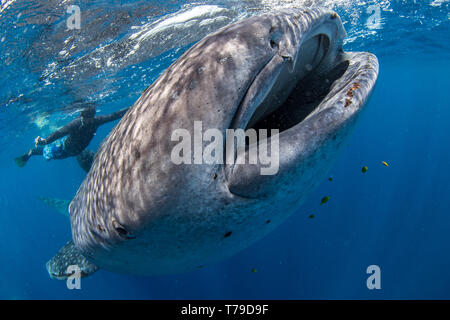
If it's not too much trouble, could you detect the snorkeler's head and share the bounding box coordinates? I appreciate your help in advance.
[81,106,96,119]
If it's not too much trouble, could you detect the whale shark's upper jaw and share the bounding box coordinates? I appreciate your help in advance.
[226,11,379,199]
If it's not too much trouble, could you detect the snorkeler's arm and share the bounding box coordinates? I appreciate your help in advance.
[38,119,81,145]
[94,107,130,126]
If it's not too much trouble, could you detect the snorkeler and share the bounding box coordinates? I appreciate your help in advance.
[14,106,129,171]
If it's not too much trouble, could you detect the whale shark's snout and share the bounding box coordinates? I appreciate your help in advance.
[65,7,378,276]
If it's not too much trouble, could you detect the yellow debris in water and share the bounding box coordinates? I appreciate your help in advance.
[251,268,258,273]
[362,166,368,173]
[382,161,389,167]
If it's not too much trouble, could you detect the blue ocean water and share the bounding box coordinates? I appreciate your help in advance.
[0,0,449,299]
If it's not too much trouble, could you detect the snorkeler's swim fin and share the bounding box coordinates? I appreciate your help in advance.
[14,154,30,167]
[46,240,99,280]
[38,196,70,216]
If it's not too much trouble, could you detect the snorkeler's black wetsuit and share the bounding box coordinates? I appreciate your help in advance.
[39,108,129,157]
[14,107,130,170]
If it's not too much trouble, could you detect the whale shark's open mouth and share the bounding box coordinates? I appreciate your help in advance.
[247,58,351,134]
[246,33,341,134]
[226,18,378,197]
[231,31,350,136]
[230,30,376,142]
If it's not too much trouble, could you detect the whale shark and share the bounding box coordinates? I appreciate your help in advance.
[46,7,378,279]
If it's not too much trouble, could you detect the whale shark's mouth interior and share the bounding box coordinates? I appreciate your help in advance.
[244,34,349,136]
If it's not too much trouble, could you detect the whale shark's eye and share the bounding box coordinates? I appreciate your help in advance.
[112,220,135,239]
[270,39,277,49]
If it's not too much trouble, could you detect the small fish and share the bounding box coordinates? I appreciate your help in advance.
[320,196,330,205]
[251,268,258,273]
[309,214,315,219]
[382,161,389,167]
[361,166,368,173]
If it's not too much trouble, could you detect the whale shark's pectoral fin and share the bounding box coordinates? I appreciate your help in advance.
[38,196,70,217]
[46,240,99,280]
